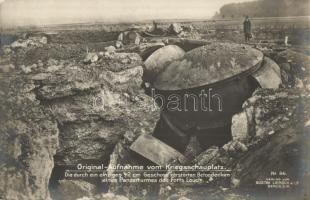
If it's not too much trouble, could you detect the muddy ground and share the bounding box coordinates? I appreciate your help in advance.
[0,24,310,200]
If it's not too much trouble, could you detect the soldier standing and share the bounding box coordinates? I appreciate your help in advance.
[243,15,252,43]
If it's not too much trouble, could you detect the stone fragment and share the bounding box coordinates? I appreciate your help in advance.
[20,65,32,74]
[231,111,250,141]
[222,140,248,156]
[105,45,116,53]
[295,78,304,89]
[40,36,48,44]
[11,39,28,48]
[46,64,63,72]
[193,146,219,165]
[169,23,183,35]
[84,53,99,64]
[231,178,240,188]
[100,52,142,72]
[10,36,48,49]
[2,45,12,54]
[115,41,123,49]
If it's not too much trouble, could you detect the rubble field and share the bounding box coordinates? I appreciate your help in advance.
[0,26,309,200]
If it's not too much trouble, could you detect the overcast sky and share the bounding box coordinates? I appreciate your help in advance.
[0,0,253,27]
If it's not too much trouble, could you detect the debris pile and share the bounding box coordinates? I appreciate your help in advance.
[168,23,200,39]
[0,30,309,200]
[104,44,309,200]
[10,36,48,49]
[0,53,59,200]
[272,49,310,90]
[156,89,308,200]
[0,35,160,200]
[169,23,183,35]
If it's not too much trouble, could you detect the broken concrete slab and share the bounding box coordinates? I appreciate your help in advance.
[58,180,97,200]
[252,57,282,89]
[130,134,187,166]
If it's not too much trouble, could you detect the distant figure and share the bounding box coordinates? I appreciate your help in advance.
[153,21,158,31]
[243,16,252,43]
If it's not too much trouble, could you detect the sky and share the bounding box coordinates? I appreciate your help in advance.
[0,0,253,27]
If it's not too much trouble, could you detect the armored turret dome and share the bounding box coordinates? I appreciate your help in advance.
[152,42,264,90]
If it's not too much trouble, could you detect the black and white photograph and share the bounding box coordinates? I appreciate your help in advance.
[0,0,309,199]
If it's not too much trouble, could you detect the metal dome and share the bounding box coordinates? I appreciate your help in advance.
[153,42,264,91]
[144,45,185,82]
